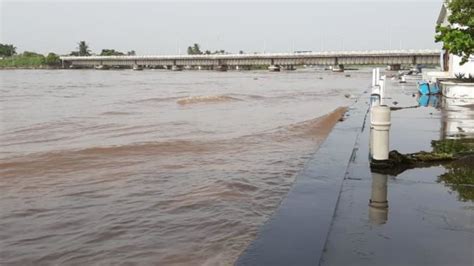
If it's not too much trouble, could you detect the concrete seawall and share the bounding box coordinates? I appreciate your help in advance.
[236,95,370,265]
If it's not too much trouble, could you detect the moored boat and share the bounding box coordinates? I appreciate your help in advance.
[268,65,281,72]
[132,65,143,71]
[418,81,440,95]
[171,65,183,71]
[94,65,108,70]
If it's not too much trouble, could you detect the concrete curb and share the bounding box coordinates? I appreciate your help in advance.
[236,97,370,266]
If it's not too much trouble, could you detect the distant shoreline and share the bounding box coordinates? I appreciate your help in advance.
[0,66,62,70]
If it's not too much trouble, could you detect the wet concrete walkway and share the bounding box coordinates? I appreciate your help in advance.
[237,77,473,265]
[321,80,474,265]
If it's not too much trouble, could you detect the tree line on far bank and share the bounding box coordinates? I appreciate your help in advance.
[0,41,137,68]
[0,43,62,68]
[69,41,136,56]
[0,40,240,68]
[186,43,243,55]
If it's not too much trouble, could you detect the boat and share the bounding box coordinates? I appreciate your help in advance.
[215,65,228,72]
[268,65,281,72]
[132,65,143,71]
[418,81,440,95]
[94,65,108,70]
[171,65,183,71]
[418,94,439,108]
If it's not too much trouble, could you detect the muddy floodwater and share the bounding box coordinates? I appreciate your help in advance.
[0,69,367,265]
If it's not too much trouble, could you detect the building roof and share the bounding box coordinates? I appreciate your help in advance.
[437,1,448,25]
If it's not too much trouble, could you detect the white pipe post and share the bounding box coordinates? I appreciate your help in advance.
[375,68,380,85]
[370,105,391,160]
[370,93,381,108]
[372,68,376,87]
[380,76,385,105]
[368,94,380,158]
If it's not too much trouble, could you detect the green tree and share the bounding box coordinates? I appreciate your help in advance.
[20,51,45,65]
[100,49,124,56]
[193,43,201,54]
[22,51,44,57]
[435,0,474,65]
[187,43,203,55]
[45,53,61,66]
[187,46,194,55]
[0,44,16,57]
[127,50,136,56]
[77,41,91,56]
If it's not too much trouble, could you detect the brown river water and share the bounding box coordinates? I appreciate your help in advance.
[0,69,368,265]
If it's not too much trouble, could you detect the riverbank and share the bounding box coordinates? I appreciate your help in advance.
[0,53,61,69]
[237,73,473,265]
[0,66,61,70]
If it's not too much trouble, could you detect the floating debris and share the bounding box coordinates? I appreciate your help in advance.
[371,138,474,176]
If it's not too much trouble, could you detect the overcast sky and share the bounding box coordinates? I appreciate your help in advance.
[1,0,443,55]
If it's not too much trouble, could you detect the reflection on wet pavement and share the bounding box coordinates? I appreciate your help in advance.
[441,97,474,139]
[438,155,474,202]
[388,94,474,202]
[437,97,474,201]
[368,173,389,225]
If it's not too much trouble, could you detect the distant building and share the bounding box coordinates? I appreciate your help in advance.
[437,1,473,77]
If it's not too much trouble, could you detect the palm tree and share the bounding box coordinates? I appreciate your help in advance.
[77,41,91,56]
[192,43,201,54]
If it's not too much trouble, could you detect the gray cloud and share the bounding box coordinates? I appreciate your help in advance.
[1,1,443,55]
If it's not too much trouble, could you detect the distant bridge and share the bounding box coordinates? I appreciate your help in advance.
[60,49,440,70]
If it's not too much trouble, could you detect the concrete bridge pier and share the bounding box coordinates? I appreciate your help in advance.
[234,65,251,71]
[61,60,72,69]
[332,64,344,72]
[215,64,228,72]
[214,59,228,71]
[196,65,212,70]
[268,65,281,72]
[171,65,183,71]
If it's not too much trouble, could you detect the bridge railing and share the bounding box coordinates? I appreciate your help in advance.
[60,49,441,61]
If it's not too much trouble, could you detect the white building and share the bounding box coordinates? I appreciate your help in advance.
[437,1,474,77]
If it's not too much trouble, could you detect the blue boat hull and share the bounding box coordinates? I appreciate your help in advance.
[418,82,440,95]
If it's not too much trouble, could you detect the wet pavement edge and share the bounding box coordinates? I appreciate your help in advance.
[236,96,370,266]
